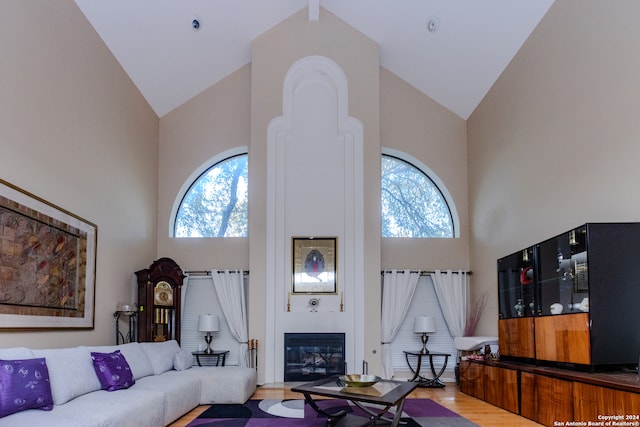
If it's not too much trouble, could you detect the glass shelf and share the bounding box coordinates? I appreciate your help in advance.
[536,225,588,316]
[497,246,536,318]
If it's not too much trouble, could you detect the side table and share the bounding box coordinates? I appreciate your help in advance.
[192,350,229,367]
[114,311,136,344]
[403,351,450,388]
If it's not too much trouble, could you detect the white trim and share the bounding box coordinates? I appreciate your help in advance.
[169,146,248,237]
[381,147,460,238]
[266,56,364,382]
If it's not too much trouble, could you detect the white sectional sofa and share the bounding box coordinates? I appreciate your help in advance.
[0,340,257,427]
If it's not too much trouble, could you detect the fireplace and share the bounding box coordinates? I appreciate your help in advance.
[284,333,346,382]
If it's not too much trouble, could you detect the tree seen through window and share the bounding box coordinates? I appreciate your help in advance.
[174,152,453,239]
[174,154,248,237]
[381,154,453,238]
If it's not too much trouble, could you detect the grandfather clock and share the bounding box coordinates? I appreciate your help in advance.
[136,258,184,344]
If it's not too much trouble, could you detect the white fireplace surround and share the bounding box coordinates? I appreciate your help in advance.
[265,56,365,383]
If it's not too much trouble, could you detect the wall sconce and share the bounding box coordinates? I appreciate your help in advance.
[414,316,436,354]
[198,314,220,354]
[522,249,530,262]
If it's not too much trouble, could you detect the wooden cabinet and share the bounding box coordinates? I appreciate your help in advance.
[136,258,184,344]
[521,372,573,426]
[458,361,484,399]
[534,313,590,365]
[498,318,535,359]
[460,361,640,425]
[459,361,518,414]
[498,222,640,369]
[484,365,519,414]
[573,382,640,421]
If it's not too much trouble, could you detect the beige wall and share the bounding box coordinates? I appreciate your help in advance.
[467,0,640,335]
[0,1,158,348]
[380,67,469,269]
[158,64,251,270]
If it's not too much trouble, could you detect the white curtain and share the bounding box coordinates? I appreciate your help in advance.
[211,270,250,367]
[180,274,190,321]
[380,269,420,379]
[430,269,467,338]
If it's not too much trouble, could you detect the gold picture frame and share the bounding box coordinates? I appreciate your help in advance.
[292,237,337,294]
[0,179,97,330]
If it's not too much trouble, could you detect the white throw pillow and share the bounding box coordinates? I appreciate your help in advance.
[139,340,181,375]
[173,349,194,371]
[0,347,35,360]
[31,347,101,405]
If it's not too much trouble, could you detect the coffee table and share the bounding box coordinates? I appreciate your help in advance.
[291,375,418,426]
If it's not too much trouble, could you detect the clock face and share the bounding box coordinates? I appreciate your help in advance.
[154,281,174,306]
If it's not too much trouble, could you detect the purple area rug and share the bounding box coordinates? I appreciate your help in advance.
[186,398,480,426]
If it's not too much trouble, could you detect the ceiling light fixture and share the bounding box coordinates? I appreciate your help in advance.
[427,16,440,33]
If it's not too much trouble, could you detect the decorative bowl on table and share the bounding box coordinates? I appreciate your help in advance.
[338,374,381,387]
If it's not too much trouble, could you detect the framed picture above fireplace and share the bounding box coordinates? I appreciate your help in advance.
[292,237,337,294]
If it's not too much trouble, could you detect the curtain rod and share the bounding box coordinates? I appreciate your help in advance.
[381,270,472,276]
[184,270,249,276]
[186,270,469,276]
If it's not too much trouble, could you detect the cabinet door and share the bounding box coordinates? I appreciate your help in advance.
[574,382,640,421]
[498,318,535,359]
[484,365,519,413]
[536,225,588,316]
[498,247,537,318]
[535,313,590,364]
[521,372,573,425]
[459,361,484,400]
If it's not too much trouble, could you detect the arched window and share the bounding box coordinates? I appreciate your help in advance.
[173,152,248,237]
[381,151,456,238]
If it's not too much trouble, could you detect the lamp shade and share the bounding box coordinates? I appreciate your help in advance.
[198,314,220,332]
[414,316,436,333]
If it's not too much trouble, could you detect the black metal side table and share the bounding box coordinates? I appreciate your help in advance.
[403,351,450,388]
[192,350,229,367]
[114,311,136,344]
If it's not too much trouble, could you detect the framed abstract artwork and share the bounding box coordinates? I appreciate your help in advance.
[291,237,337,294]
[0,179,97,329]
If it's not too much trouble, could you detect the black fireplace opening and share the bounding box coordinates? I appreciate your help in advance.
[284,333,345,382]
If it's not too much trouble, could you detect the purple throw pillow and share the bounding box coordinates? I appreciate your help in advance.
[90,350,135,392]
[0,358,53,418]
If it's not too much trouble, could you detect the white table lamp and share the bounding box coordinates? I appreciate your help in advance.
[414,315,436,354]
[198,314,220,354]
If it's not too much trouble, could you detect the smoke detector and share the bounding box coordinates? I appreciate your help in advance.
[427,16,440,33]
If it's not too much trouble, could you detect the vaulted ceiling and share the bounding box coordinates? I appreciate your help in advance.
[75,0,554,119]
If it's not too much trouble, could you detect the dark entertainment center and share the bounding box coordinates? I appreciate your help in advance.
[459,223,640,425]
[498,222,640,370]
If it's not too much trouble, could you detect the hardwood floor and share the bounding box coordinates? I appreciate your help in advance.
[169,382,542,427]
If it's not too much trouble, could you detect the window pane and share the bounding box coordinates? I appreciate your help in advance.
[175,154,248,237]
[180,276,244,365]
[390,275,455,381]
[381,155,453,238]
